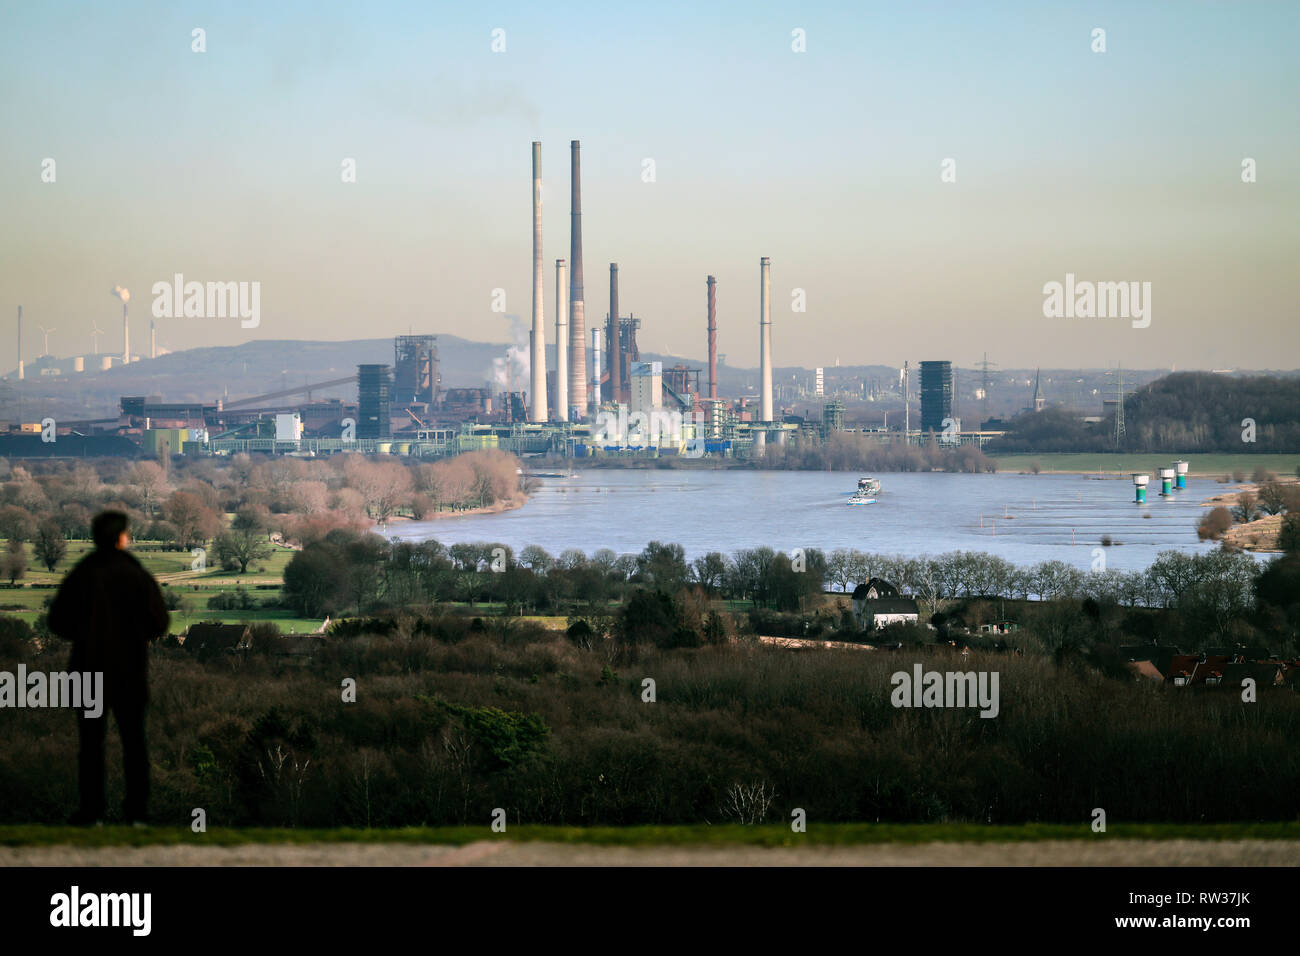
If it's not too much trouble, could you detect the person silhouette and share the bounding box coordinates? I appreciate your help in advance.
[49,511,169,825]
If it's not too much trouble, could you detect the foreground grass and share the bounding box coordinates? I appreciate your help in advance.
[3,822,1299,849]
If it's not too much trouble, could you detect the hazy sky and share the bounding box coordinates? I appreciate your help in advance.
[2,1,1298,375]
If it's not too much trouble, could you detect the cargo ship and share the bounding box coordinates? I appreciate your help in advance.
[847,476,881,505]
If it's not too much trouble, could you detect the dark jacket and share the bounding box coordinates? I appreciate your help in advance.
[48,548,169,700]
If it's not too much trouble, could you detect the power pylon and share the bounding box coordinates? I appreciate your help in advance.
[975,352,997,423]
[1114,363,1126,447]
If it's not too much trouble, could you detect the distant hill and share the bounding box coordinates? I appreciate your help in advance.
[988,372,1300,454]
[1,334,1289,425]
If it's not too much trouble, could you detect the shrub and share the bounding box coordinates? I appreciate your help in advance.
[1197,507,1233,541]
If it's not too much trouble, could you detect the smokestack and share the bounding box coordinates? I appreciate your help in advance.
[112,286,131,366]
[150,320,156,361]
[529,142,547,422]
[591,327,602,409]
[608,263,620,403]
[16,306,22,381]
[568,140,587,416]
[706,276,717,400]
[555,259,569,422]
[760,257,772,423]
[904,361,910,435]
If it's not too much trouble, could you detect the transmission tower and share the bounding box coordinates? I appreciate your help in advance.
[975,352,997,424]
[1113,363,1126,447]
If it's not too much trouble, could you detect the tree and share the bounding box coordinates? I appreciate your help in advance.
[1278,513,1300,554]
[2,538,26,585]
[518,545,554,573]
[1232,491,1261,524]
[690,552,728,593]
[283,540,349,616]
[32,520,66,572]
[129,461,170,516]
[0,506,35,543]
[1258,482,1288,516]
[636,541,689,593]
[345,457,413,523]
[165,490,221,550]
[214,507,273,574]
[826,549,852,592]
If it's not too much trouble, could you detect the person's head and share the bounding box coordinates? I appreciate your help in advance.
[92,511,130,551]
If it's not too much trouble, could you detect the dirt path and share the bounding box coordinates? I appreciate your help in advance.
[3,839,1296,867]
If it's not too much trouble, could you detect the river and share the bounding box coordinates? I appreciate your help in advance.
[382,470,1235,572]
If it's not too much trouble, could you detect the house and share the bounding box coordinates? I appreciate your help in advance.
[1222,662,1283,690]
[184,623,253,659]
[851,580,919,630]
[855,577,900,601]
[1125,660,1165,682]
[979,621,1020,635]
[1119,645,1181,679]
[1166,655,1232,687]
[1204,645,1273,664]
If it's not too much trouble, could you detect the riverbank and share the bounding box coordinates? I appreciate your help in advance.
[378,495,528,528]
[529,452,1300,478]
[991,452,1300,477]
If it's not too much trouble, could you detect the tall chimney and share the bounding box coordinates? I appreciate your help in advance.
[568,140,587,416]
[529,141,547,422]
[760,257,772,423]
[122,303,130,366]
[706,276,717,400]
[608,263,620,403]
[16,306,22,381]
[591,327,602,408]
[150,319,157,360]
[555,259,569,422]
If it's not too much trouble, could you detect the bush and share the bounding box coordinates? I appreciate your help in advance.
[1197,507,1233,541]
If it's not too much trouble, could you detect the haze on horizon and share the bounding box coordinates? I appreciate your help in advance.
[2,1,1298,376]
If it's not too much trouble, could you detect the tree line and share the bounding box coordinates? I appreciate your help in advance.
[0,450,525,578]
[989,372,1300,454]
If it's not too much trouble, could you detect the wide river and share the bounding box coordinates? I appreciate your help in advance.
[383,470,1231,572]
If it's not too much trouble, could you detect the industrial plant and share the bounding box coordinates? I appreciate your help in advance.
[1,141,998,461]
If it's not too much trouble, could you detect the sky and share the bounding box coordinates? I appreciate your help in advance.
[1,0,1298,375]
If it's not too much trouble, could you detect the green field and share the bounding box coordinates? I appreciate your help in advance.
[991,452,1300,478]
[0,540,325,634]
[2,821,1298,849]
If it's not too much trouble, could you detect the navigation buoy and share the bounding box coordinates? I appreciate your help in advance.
[1174,460,1188,490]
[1132,473,1149,504]
[1159,467,1175,497]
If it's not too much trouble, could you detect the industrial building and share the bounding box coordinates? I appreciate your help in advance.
[920,360,955,434]
[357,364,392,439]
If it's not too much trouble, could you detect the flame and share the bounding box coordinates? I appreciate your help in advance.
[111,285,130,303]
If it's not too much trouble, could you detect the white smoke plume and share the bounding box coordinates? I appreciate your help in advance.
[488,314,531,393]
[111,285,130,303]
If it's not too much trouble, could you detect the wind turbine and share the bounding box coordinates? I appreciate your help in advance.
[37,325,56,357]
[91,320,104,355]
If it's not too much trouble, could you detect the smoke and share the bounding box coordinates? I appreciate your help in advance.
[111,285,130,303]
[488,314,530,392]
